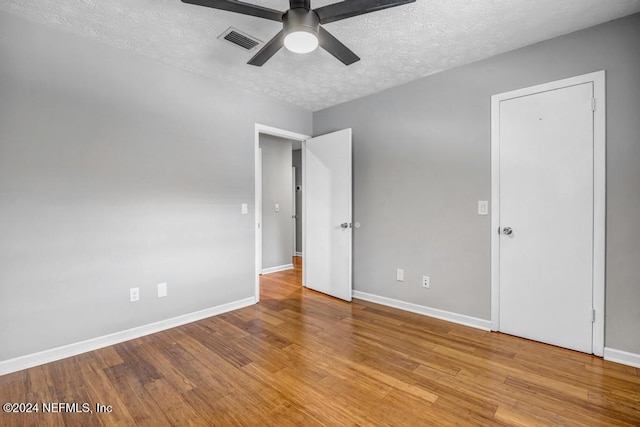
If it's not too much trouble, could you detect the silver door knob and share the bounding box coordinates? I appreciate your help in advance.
[502,226,513,235]
[340,222,350,229]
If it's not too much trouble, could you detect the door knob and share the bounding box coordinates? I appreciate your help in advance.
[502,226,513,235]
[340,222,350,229]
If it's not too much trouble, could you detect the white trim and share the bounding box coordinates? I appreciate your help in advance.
[591,71,606,357]
[295,252,303,257]
[256,146,262,298]
[0,297,255,376]
[604,348,640,369]
[490,91,501,332]
[301,139,307,288]
[261,264,294,275]
[353,291,491,331]
[255,124,310,302]
[490,71,606,356]
[292,166,297,258]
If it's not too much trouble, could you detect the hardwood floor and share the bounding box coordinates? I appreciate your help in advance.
[1,256,639,426]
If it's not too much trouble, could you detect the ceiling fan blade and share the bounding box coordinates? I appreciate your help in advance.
[181,0,283,22]
[318,26,360,66]
[248,30,285,66]
[314,0,416,24]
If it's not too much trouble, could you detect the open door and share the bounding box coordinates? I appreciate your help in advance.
[303,129,352,301]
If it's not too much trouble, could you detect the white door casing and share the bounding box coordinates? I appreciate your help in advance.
[303,129,353,301]
[292,166,296,257]
[491,71,605,356]
[257,148,262,276]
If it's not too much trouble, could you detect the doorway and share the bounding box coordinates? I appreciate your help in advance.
[490,71,605,355]
[254,124,310,302]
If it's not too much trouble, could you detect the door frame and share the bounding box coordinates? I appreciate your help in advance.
[490,71,606,356]
[255,123,310,303]
[292,166,297,258]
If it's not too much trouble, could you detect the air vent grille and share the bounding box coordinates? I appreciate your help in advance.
[218,27,262,51]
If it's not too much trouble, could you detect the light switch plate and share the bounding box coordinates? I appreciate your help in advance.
[241,203,248,214]
[478,200,489,215]
[274,203,280,212]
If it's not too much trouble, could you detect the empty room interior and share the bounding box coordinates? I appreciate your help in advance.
[1,0,640,425]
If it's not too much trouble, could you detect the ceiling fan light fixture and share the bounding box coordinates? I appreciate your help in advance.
[283,8,320,54]
[284,30,318,53]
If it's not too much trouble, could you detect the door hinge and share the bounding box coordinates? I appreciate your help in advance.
[592,309,596,323]
[591,98,596,111]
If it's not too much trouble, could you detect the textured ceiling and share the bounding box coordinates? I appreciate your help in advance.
[1,0,639,111]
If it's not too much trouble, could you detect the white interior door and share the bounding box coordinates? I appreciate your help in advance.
[303,129,352,301]
[498,82,594,353]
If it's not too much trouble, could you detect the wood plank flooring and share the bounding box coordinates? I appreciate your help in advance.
[1,256,639,426]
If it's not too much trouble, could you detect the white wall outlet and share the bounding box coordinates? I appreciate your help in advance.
[241,203,248,214]
[130,287,140,302]
[422,276,430,288]
[478,200,489,215]
[274,203,280,212]
[157,282,167,298]
[396,268,404,282]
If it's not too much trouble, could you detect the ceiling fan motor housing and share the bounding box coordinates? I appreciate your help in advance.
[283,8,320,38]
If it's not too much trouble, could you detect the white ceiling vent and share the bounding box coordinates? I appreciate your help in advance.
[218,27,262,52]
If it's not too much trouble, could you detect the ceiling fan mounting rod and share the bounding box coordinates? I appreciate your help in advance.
[289,0,311,10]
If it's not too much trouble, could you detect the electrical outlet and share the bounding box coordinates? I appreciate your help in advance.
[396,268,404,282]
[422,276,430,288]
[130,287,140,302]
[157,282,167,298]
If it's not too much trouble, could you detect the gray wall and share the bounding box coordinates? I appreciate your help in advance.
[313,13,640,354]
[292,149,303,254]
[0,11,311,361]
[260,135,293,269]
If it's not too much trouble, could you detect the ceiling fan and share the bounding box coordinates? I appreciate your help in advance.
[181,0,416,66]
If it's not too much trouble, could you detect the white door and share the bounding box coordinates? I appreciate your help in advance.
[303,129,352,301]
[496,81,597,353]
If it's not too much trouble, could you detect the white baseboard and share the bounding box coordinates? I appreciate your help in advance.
[295,252,303,257]
[0,297,255,376]
[604,347,640,368]
[261,264,293,274]
[352,290,491,331]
